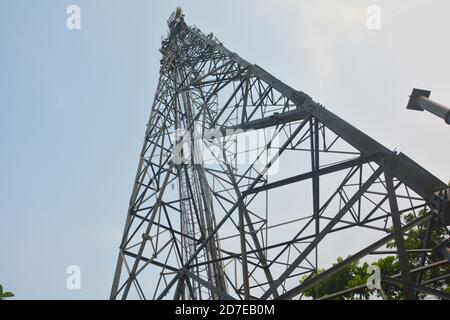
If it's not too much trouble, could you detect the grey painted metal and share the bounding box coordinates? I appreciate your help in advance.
[278,212,434,300]
[383,161,415,300]
[245,154,381,196]
[407,88,450,124]
[260,167,384,300]
[382,276,450,300]
[193,27,447,205]
[110,9,450,300]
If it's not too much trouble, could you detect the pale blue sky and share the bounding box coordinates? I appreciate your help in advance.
[1,0,449,299]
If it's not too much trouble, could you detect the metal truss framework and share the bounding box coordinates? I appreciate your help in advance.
[111,13,450,300]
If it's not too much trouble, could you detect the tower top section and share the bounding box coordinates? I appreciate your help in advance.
[167,7,184,29]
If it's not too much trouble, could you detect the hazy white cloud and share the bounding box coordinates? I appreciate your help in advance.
[255,1,363,78]
[255,0,427,80]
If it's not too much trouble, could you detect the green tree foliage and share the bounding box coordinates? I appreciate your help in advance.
[302,258,373,300]
[301,208,450,300]
[0,285,15,300]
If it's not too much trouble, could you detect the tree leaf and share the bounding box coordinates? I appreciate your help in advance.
[2,292,14,298]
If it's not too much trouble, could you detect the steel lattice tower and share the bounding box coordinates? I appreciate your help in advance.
[111,9,450,300]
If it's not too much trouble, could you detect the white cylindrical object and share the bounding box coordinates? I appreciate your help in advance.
[417,96,450,124]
